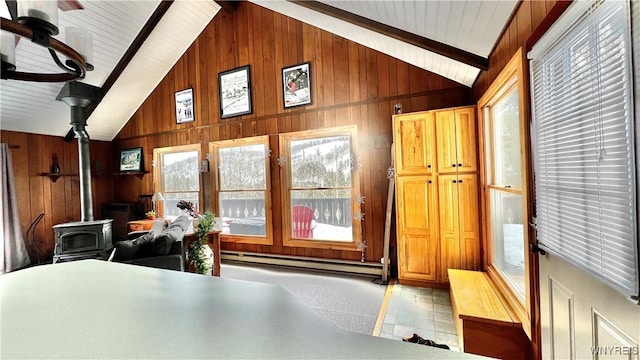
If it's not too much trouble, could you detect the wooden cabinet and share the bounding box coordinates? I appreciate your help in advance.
[438,174,480,282]
[394,105,480,286]
[396,175,439,282]
[393,111,435,175]
[435,107,477,173]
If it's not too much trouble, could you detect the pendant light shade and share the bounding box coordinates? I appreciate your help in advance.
[17,0,59,35]
[0,31,16,69]
[66,27,94,70]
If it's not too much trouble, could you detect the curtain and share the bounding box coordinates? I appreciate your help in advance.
[1,143,30,274]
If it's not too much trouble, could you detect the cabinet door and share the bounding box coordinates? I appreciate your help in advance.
[393,112,435,175]
[396,176,438,281]
[435,110,457,173]
[457,174,480,271]
[454,107,477,172]
[438,174,460,282]
[438,174,480,282]
[435,107,477,173]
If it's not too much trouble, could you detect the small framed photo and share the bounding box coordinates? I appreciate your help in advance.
[282,62,311,108]
[119,147,144,173]
[175,88,195,124]
[218,65,252,119]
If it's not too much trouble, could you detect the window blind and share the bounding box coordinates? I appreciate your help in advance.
[529,0,638,296]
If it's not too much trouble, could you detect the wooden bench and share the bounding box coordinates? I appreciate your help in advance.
[448,269,529,359]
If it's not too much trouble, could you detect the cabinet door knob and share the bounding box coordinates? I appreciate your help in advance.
[453,180,457,183]
[458,163,462,167]
[452,164,457,167]
[458,180,463,183]
[428,180,432,184]
[427,164,431,168]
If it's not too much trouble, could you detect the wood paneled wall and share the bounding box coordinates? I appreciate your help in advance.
[112,2,472,264]
[1,130,114,264]
[472,0,561,100]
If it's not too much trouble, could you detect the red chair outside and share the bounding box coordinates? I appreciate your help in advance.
[292,205,314,239]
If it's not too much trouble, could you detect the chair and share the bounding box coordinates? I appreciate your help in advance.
[292,205,314,239]
[26,213,46,264]
[109,215,190,271]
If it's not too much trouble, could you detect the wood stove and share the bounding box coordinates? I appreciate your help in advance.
[51,82,112,264]
[53,220,113,263]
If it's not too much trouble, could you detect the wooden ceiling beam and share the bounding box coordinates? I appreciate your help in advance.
[288,0,489,71]
[214,0,240,13]
[6,1,17,20]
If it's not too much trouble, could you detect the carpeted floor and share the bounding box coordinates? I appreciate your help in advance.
[221,263,388,335]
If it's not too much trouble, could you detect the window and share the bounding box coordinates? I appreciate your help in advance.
[478,48,532,335]
[153,144,201,219]
[279,126,361,249]
[487,82,526,300]
[529,0,638,296]
[209,136,272,244]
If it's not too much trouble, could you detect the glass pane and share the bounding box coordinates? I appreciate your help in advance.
[162,151,199,192]
[291,189,352,242]
[491,89,522,188]
[219,144,266,190]
[290,136,352,188]
[490,189,525,300]
[163,192,200,219]
[219,191,266,236]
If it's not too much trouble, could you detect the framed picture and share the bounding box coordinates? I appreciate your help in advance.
[175,88,195,124]
[119,147,144,173]
[218,65,252,119]
[282,62,311,108]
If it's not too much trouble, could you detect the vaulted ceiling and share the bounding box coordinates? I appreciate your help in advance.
[0,0,519,141]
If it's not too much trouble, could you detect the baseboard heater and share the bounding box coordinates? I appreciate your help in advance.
[221,250,383,276]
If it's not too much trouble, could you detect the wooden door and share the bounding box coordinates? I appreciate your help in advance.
[435,110,457,173]
[454,108,477,172]
[437,174,460,282]
[393,111,435,176]
[396,175,438,282]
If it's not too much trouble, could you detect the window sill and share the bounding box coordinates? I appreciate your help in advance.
[485,265,532,339]
[283,238,359,251]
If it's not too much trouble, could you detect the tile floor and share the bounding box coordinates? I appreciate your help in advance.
[376,284,460,351]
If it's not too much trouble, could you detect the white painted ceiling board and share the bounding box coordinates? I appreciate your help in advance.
[87,1,221,141]
[319,0,519,57]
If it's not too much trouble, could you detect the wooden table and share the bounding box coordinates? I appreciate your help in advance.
[127,219,155,232]
[184,231,221,277]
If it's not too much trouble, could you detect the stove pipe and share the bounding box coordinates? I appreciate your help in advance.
[56,82,103,222]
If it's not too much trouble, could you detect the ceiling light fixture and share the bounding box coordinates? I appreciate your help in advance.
[1,0,93,82]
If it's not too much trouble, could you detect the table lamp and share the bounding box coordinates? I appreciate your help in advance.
[152,192,165,218]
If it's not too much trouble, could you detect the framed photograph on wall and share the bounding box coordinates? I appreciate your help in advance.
[119,147,144,173]
[175,88,195,124]
[282,62,311,108]
[218,65,252,119]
